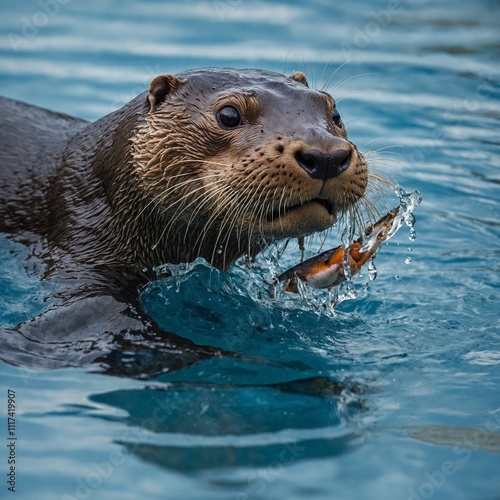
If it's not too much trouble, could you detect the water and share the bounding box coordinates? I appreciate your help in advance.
[1,0,500,499]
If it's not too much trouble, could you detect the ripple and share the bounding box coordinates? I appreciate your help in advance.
[464,350,500,366]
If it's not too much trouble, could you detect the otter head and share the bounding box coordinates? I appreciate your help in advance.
[131,68,370,269]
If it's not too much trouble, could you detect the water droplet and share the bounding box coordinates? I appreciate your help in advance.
[409,228,417,241]
[329,287,339,309]
[405,213,416,228]
[346,281,357,299]
[405,256,412,264]
[341,225,355,247]
[394,274,400,280]
[216,245,223,255]
[368,259,378,281]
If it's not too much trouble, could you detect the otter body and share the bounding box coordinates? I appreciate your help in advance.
[0,68,370,374]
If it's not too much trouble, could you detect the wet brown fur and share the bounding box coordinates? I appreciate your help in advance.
[0,67,378,375]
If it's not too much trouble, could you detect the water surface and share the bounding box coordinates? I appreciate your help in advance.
[1,1,499,499]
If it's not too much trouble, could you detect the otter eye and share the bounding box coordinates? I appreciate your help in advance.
[332,106,343,128]
[217,106,242,128]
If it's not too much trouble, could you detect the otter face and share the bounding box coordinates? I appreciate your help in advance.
[132,68,372,267]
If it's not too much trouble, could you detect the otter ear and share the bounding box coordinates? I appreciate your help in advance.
[147,74,185,113]
[289,71,309,88]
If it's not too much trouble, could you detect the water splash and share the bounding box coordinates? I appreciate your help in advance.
[385,187,422,242]
[156,187,423,317]
[367,258,378,281]
[262,185,422,312]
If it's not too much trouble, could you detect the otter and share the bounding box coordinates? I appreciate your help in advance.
[0,68,372,375]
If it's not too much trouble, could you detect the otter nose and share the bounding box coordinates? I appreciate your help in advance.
[295,148,351,180]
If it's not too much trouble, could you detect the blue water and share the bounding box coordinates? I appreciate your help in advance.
[1,1,500,499]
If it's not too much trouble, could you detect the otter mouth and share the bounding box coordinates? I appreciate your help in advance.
[266,198,336,222]
[258,197,338,237]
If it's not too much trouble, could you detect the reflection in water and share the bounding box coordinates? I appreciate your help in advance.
[91,376,368,471]
[120,434,359,471]
[402,425,500,453]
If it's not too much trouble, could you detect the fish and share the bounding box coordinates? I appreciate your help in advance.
[278,207,400,293]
